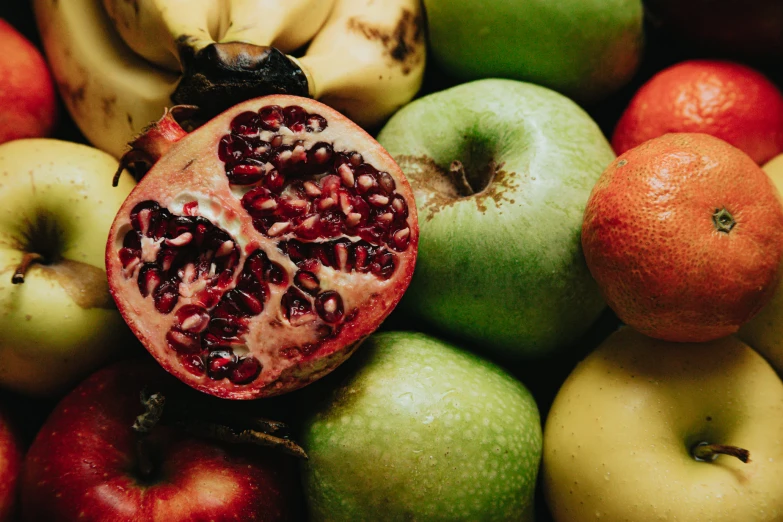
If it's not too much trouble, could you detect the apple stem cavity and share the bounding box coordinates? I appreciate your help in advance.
[449,161,476,196]
[691,442,751,463]
[12,252,45,284]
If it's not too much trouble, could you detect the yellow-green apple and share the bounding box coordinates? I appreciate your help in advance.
[423,0,644,102]
[0,408,20,522]
[300,331,542,521]
[377,79,612,359]
[543,327,783,522]
[20,359,302,521]
[0,139,136,396]
[740,153,783,371]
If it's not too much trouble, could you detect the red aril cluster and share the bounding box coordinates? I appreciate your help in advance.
[106,95,418,399]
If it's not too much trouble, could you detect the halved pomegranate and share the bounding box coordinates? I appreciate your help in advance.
[106,95,418,399]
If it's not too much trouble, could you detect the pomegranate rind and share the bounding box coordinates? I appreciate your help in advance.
[106,95,418,399]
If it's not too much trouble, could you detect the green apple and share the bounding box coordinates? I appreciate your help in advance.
[423,0,643,102]
[543,327,783,522]
[377,79,612,359]
[739,153,783,372]
[0,139,136,396]
[300,331,542,521]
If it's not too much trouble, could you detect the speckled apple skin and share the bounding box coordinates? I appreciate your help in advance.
[301,331,542,521]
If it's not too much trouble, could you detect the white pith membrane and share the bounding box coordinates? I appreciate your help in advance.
[107,96,417,399]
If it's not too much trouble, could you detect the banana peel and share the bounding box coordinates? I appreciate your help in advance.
[33,0,426,159]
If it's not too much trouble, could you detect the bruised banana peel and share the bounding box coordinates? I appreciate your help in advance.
[34,0,426,159]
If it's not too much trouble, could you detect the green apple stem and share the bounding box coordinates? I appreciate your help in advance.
[11,252,44,284]
[692,442,751,463]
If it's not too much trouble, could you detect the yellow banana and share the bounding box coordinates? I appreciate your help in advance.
[34,0,425,160]
[298,0,427,130]
[33,0,179,159]
[100,0,220,71]
[221,0,337,53]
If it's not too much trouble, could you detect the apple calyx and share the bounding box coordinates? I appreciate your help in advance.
[131,387,308,460]
[11,252,45,284]
[691,441,751,463]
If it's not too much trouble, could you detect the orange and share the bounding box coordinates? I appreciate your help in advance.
[612,60,783,165]
[582,133,783,342]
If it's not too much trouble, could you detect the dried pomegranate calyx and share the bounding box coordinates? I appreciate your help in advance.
[107,95,418,399]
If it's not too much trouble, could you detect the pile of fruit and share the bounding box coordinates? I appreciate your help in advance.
[2,0,783,520]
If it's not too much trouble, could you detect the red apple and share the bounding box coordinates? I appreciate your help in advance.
[0,19,57,144]
[20,360,302,522]
[0,408,21,522]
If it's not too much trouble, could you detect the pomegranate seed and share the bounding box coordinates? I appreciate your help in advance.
[391,227,411,251]
[377,212,394,224]
[295,214,320,240]
[267,262,287,285]
[349,152,363,166]
[231,111,261,135]
[258,105,284,131]
[354,243,371,272]
[338,164,355,187]
[215,240,235,257]
[291,142,307,163]
[378,172,396,194]
[176,305,210,333]
[264,169,285,193]
[282,287,315,325]
[267,221,292,237]
[340,192,353,215]
[208,316,244,339]
[368,194,390,207]
[181,354,206,375]
[391,195,408,217]
[119,247,140,269]
[158,248,177,272]
[283,105,307,131]
[233,289,264,315]
[303,181,322,197]
[123,230,142,249]
[218,135,252,163]
[138,264,162,297]
[295,270,320,295]
[346,212,362,227]
[315,291,344,323]
[153,280,179,314]
[166,329,201,354]
[270,135,283,148]
[165,232,193,247]
[311,143,334,165]
[317,197,336,210]
[229,357,262,384]
[335,241,350,271]
[278,197,309,217]
[371,249,396,280]
[357,174,376,192]
[306,114,327,132]
[228,160,266,185]
[207,350,238,380]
